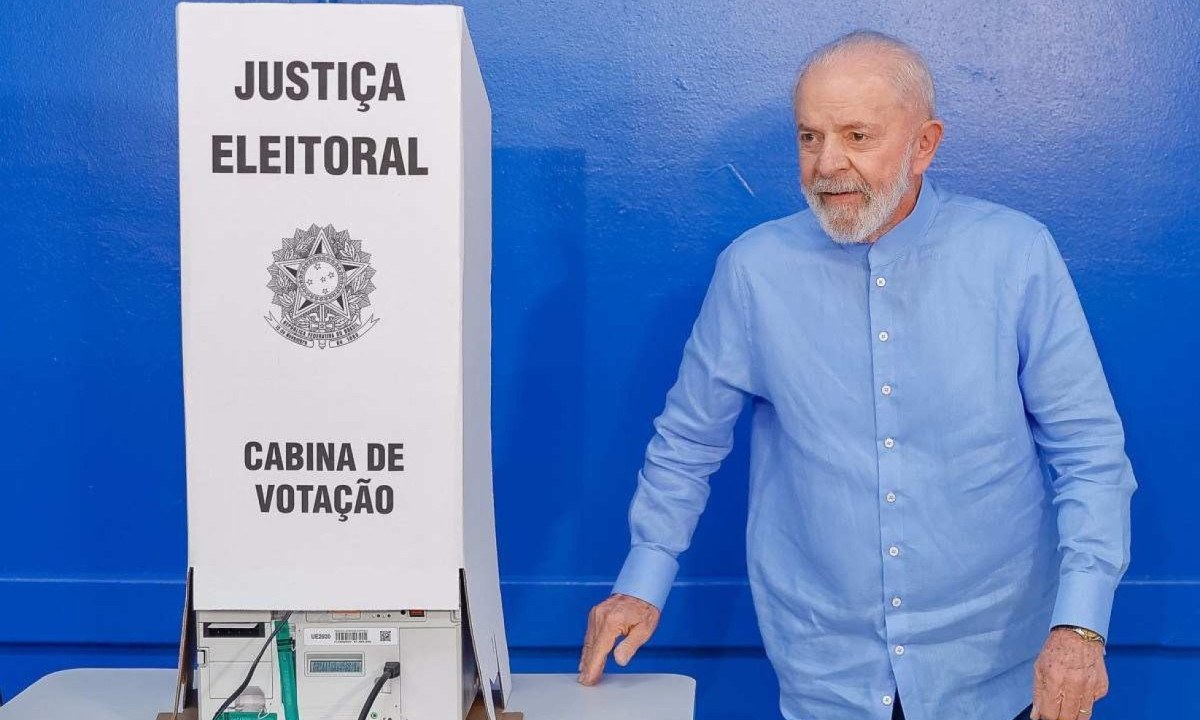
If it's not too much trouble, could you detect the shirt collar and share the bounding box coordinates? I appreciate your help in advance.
[863,175,941,269]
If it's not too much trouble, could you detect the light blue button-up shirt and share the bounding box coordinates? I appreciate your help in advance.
[612,178,1136,720]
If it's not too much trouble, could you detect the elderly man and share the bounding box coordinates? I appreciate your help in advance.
[577,31,1136,720]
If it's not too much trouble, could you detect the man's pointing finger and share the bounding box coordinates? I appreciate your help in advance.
[578,622,623,686]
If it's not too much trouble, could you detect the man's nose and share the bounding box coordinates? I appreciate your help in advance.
[815,139,850,176]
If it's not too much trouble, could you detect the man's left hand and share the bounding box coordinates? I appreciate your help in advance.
[1031,627,1109,719]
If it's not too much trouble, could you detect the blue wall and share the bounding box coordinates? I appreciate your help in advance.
[2,0,1197,715]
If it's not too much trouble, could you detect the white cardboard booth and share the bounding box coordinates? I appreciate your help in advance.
[179,4,507,718]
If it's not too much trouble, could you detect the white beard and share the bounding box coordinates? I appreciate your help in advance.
[803,143,915,244]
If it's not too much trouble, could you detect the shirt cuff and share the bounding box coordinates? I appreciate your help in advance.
[612,545,679,611]
[1049,571,1118,640]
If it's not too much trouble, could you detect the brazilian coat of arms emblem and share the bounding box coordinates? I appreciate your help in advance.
[266,224,379,349]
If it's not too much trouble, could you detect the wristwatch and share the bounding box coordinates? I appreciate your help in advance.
[1053,624,1106,645]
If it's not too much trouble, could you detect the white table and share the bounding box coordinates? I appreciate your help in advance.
[0,669,695,720]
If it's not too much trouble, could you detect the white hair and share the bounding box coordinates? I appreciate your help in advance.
[793,30,936,120]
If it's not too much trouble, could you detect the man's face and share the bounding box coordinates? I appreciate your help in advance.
[795,59,921,243]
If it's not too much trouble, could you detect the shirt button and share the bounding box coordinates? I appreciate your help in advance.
[878,331,890,342]
[886,492,897,503]
[895,645,905,656]
[882,696,893,706]
[888,545,900,557]
[881,384,893,396]
[892,596,902,608]
[876,277,887,288]
[883,437,895,449]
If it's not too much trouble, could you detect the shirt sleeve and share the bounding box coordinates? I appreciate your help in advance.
[1017,227,1137,640]
[611,246,756,610]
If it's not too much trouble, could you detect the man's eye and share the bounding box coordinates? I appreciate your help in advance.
[799,133,814,143]
[850,132,867,142]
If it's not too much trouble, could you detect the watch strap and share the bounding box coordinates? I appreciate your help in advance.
[1053,624,1106,645]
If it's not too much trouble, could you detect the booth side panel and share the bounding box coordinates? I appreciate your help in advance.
[458,19,513,708]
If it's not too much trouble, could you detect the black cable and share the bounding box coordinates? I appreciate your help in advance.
[357,661,401,720]
[210,611,293,720]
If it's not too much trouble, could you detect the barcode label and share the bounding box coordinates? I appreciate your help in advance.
[305,628,399,646]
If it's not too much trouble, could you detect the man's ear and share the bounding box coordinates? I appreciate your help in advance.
[912,118,945,175]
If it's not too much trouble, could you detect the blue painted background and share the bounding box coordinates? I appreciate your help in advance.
[1,0,1197,715]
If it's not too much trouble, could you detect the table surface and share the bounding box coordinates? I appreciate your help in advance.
[0,668,695,720]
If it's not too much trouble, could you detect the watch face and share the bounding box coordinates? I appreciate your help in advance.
[300,256,343,299]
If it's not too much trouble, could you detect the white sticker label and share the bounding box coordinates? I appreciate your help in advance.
[304,627,399,646]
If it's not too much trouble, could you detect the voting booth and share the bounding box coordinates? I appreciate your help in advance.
[178,4,508,719]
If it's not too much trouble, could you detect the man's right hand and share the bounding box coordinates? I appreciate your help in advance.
[577,593,662,685]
